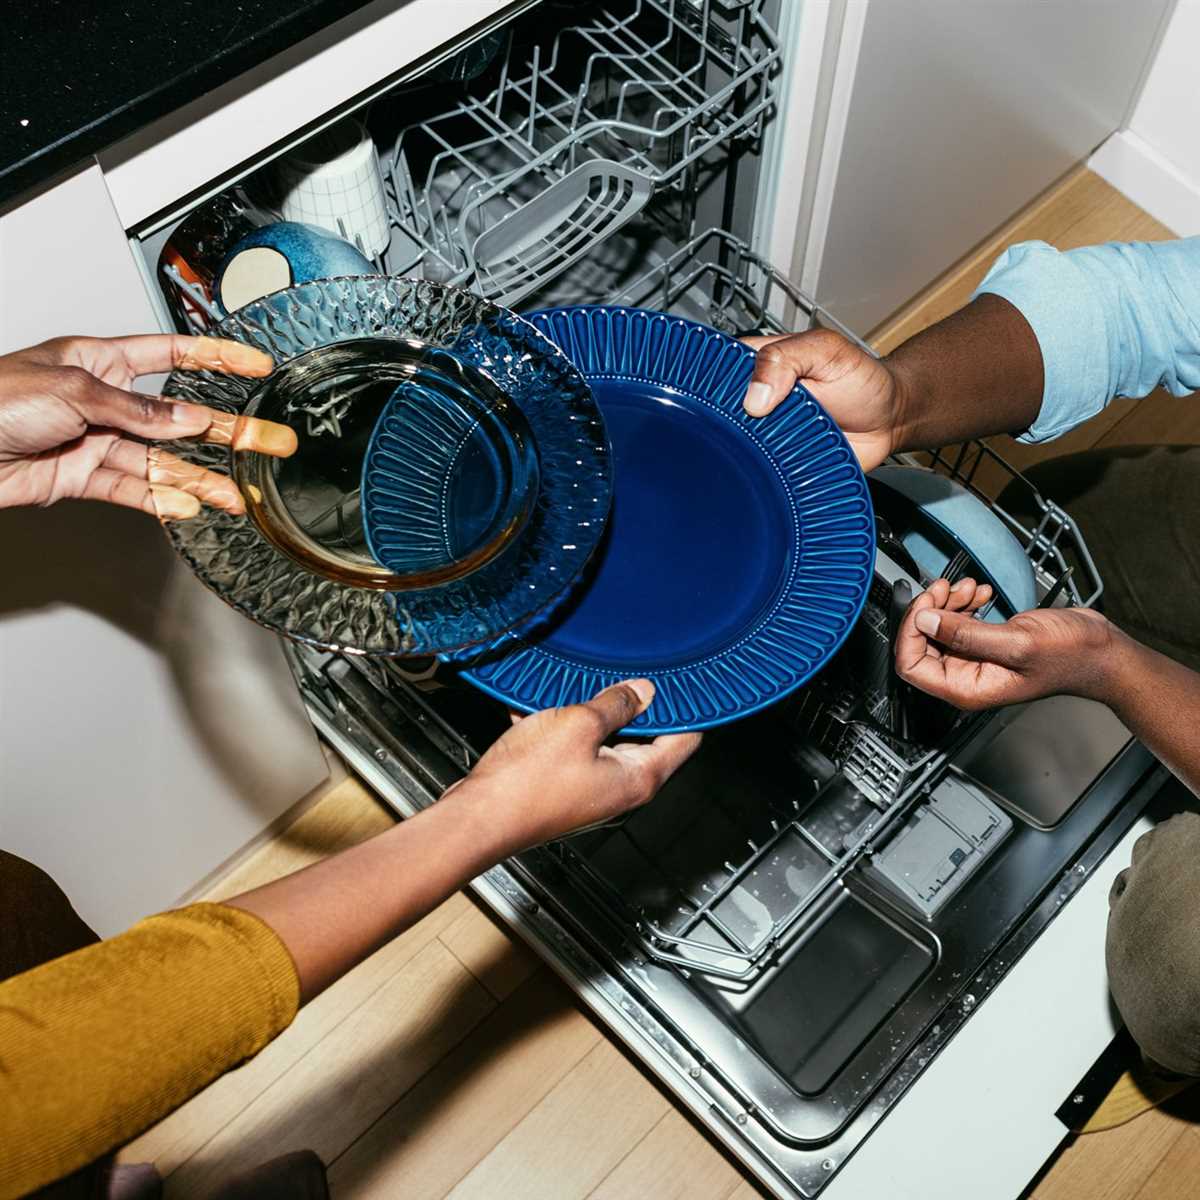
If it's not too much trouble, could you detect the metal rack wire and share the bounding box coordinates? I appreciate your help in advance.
[382,0,779,303]
[155,0,778,329]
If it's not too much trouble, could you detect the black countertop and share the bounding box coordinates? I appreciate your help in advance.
[1,1,382,209]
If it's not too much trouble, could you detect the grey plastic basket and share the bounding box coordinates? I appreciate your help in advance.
[467,159,652,305]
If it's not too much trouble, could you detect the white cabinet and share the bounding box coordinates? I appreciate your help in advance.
[787,0,1174,336]
[0,165,328,936]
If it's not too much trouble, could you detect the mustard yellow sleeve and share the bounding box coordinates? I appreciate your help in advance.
[0,902,299,1198]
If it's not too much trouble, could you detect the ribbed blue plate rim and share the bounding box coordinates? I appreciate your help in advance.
[454,305,876,734]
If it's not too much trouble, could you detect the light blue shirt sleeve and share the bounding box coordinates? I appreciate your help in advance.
[971,237,1200,442]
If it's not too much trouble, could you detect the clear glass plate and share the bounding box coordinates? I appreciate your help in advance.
[158,276,611,656]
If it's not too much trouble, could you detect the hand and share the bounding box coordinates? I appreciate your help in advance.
[456,679,702,850]
[741,329,903,471]
[0,334,296,519]
[895,577,1116,710]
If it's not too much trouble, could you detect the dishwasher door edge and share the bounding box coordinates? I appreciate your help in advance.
[828,797,1160,1200]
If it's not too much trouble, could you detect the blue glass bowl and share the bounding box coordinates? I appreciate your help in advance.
[361,352,540,582]
[158,276,611,657]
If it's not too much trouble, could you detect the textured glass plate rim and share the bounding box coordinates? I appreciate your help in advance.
[456,305,877,734]
[157,276,612,657]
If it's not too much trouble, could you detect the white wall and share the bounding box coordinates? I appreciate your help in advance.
[0,166,329,935]
[803,0,1171,336]
[1090,1,1200,236]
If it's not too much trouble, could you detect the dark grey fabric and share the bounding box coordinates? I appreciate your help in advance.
[1107,814,1200,1076]
[207,1151,330,1200]
[1000,444,1200,671]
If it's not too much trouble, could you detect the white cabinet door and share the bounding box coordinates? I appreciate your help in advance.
[0,165,327,935]
[795,0,1173,337]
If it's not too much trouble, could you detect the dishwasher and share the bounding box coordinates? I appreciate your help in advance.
[129,2,1163,1194]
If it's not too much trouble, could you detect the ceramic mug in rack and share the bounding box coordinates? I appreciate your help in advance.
[215,221,376,315]
[276,120,392,258]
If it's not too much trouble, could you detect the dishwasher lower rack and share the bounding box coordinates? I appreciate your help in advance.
[289,638,1159,1199]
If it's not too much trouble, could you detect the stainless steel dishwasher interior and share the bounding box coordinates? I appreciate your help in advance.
[290,631,1155,1197]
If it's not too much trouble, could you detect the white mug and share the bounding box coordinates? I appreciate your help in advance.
[277,121,391,258]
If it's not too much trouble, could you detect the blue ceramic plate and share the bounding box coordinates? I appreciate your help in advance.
[457,306,876,734]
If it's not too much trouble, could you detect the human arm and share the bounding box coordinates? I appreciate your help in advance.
[0,334,296,517]
[741,237,1200,464]
[741,293,1044,470]
[894,579,1200,796]
[0,680,699,1195]
[229,678,699,1001]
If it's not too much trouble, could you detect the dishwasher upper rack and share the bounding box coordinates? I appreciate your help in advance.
[381,0,779,305]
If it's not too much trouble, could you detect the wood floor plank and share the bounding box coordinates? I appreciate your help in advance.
[1031,1107,1191,1200]
[446,1039,670,1200]
[438,896,540,1002]
[1093,388,1200,452]
[202,776,395,902]
[1131,1126,1200,1200]
[327,971,602,1200]
[120,890,470,1174]
[164,938,494,1199]
[588,1109,744,1200]
[1054,183,1173,250]
[727,1180,769,1200]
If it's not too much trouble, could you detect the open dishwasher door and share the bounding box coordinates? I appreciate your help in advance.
[289,619,1159,1199]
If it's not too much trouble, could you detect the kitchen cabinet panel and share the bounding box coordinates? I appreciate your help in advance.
[0,165,327,935]
[0,164,160,350]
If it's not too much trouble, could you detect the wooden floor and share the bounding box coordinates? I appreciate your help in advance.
[123,168,1192,1199]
